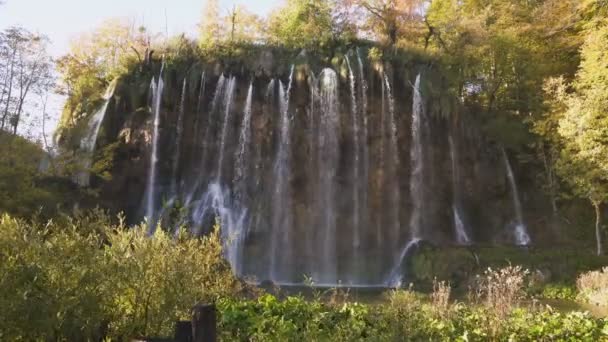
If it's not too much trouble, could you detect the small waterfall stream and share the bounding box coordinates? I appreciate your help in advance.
[170,78,187,196]
[449,135,471,244]
[345,56,361,254]
[314,68,340,285]
[146,65,164,226]
[216,76,237,183]
[502,148,531,246]
[270,67,295,282]
[409,74,424,240]
[234,82,253,201]
[383,73,401,244]
[76,80,117,186]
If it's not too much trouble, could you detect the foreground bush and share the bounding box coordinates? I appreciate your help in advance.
[218,293,608,341]
[0,214,241,340]
[578,267,608,307]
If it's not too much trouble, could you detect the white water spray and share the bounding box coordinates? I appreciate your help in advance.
[502,148,531,246]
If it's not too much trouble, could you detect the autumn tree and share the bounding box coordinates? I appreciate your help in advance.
[199,0,222,48]
[342,0,427,46]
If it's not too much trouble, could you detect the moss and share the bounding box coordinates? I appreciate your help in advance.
[410,245,608,289]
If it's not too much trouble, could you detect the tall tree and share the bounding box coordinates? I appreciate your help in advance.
[553,22,608,255]
[0,27,53,136]
[199,0,222,48]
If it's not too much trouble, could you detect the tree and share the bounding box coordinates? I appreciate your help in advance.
[56,19,149,136]
[553,23,608,255]
[0,27,53,136]
[342,0,427,46]
[199,0,222,48]
[266,0,335,49]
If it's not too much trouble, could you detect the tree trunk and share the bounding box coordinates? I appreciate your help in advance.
[593,201,603,256]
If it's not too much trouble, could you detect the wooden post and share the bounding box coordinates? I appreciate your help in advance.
[192,303,216,342]
[174,321,192,342]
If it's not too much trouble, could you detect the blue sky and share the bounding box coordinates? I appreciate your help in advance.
[0,0,277,57]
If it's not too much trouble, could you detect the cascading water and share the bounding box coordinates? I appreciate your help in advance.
[345,56,361,253]
[270,67,294,282]
[189,74,245,275]
[76,80,117,186]
[385,73,424,287]
[146,65,164,227]
[449,135,471,244]
[170,78,187,196]
[502,148,531,246]
[234,82,253,201]
[409,73,424,240]
[215,76,237,183]
[314,68,340,285]
[383,73,401,243]
[356,49,370,252]
[123,55,545,287]
[386,238,421,288]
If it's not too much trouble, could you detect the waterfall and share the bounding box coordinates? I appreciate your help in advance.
[76,80,117,186]
[146,65,164,227]
[502,148,531,246]
[191,183,247,276]
[386,73,425,286]
[449,135,471,244]
[189,76,246,275]
[193,71,206,150]
[409,74,424,240]
[385,238,421,288]
[383,73,401,243]
[345,56,361,251]
[234,82,253,200]
[199,74,227,181]
[170,78,187,196]
[270,67,294,282]
[356,49,370,251]
[314,68,339,285]
[216,76,237,183]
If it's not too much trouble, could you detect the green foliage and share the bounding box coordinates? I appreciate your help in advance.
[538,283,578,300]
[266,0,335,50]
[0,213,242,340]
[0,132,84,219]
[218,292,608,341]
[411,245,608,289]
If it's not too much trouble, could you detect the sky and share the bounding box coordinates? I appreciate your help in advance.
[0,0,277,57]
[0,0,277,140]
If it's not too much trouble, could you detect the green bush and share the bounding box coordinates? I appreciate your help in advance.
[0,213,242,340]
[218,293,608,341]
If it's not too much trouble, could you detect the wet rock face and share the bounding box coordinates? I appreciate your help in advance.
[91,50,553,285]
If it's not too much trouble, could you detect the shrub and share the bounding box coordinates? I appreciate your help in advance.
[431,278,451,314]
[577,267,608,307]
[0,214,242,341]
[469,266,529,319]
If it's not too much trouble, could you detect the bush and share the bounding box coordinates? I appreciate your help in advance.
[577,267,608,307]
[0,214,242,340]
[469,266,529,319]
